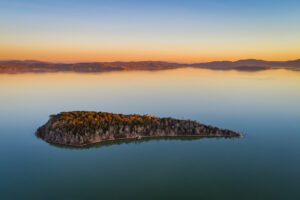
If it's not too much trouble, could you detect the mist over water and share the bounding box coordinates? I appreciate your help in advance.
[1,68,300,199]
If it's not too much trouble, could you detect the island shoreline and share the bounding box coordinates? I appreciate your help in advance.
[37,134,242,147]
[36,111,242,147]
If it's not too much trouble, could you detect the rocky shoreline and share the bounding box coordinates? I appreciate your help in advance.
[36,111,242,146]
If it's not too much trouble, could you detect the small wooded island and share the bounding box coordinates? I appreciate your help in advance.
[36,111,242,146]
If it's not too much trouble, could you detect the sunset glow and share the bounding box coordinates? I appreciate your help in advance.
[1,0,300,62]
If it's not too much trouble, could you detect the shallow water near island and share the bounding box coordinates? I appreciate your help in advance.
[0,68,300,200]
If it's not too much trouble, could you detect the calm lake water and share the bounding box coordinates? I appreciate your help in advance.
[0,68,300,200]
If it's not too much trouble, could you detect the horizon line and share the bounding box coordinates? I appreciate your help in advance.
[1,58,300,65]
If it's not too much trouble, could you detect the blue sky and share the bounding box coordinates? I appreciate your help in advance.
[1,0,300,62]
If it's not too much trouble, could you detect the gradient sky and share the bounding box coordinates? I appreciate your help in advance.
[1,0,300,62]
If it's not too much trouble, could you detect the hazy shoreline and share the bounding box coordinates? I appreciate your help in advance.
[1,59,300,73]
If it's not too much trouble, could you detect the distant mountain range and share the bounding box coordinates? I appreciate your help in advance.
[190,59,300,71]
[0,59,299,73]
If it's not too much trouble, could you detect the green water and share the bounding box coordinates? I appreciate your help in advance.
[0,68,300,199]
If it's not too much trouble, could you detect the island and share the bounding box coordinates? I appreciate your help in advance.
[36,111,242,146]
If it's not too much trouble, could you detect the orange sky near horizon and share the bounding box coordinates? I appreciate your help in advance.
[1,1,300,63]
[1,45,300,63]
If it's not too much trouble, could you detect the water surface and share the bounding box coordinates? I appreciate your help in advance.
[0,68,300,199]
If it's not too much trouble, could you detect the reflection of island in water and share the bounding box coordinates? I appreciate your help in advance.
[49,136,235,150]
[36,111,242,147]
